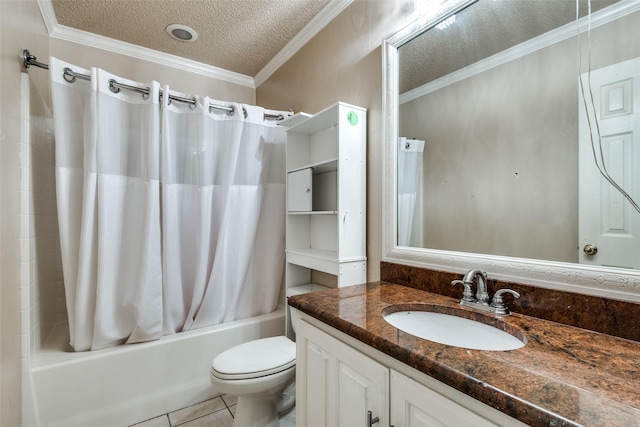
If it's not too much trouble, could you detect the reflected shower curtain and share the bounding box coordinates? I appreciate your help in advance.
[51,58,286,351]
[397,137,425,247]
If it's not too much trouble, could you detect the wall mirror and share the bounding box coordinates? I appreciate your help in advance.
[382,0,640,300]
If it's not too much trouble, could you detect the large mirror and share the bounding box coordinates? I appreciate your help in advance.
[382,0,640,299]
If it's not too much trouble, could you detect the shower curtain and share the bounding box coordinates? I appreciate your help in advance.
[51,58,286,351]
[397,137,425,247]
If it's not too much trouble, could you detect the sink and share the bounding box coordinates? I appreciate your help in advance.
[383,307,526,351]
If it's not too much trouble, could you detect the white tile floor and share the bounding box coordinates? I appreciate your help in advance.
[130,395,296,427]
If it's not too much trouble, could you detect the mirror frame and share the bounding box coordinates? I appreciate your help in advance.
[382,0,640,302]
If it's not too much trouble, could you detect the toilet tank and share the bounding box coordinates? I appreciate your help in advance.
[286,284,331,335]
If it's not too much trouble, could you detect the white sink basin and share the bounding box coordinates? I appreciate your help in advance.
[384,310,526,351]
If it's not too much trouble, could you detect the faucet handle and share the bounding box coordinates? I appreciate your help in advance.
[452,280,475,303]
[490,289,520,315]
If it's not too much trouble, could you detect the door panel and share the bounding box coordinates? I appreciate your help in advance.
[579,57,640,269]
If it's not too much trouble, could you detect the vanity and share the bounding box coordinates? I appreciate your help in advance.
[286,1,640,425]
[288,267,640,427]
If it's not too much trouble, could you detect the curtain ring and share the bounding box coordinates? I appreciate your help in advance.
[226,105,235,116]
[62,67,76,83]
[108,79,120,94]
[189,100,196,110]
[141,88,150,100]
[242,107,248,119]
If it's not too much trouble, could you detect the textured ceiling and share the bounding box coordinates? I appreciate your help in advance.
[51,0,331,77]
[399,0,620,94]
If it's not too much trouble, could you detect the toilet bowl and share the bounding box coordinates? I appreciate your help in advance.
[210,284,329,427]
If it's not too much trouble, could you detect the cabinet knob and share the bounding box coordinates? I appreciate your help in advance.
[367,410,380,427]
[304,187,310,193]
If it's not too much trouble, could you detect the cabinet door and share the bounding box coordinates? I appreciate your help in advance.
[296,320,389,427]
[390,371,498,427]
[334,348,388,427]
[288,168,312,212]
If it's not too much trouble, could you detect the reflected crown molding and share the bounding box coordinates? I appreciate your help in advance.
[400,0,640,104]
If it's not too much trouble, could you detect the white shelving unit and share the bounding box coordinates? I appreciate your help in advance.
[282,102,367,296]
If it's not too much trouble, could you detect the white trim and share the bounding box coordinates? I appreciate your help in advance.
[254,0,352,87]
[400,0,640,104]
[50,25,256,88]
[37,0,58,35]
[37,0,351,89]
[382,0,640,301]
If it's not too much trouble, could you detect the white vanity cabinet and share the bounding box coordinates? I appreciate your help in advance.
[390,371,498,427]
[282,102,367,294]
[296,319,389,427]
[295,316,528,427]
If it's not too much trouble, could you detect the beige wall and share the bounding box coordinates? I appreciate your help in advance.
[50,40,256,105]
[400,37,581,263]
[1,1,50,425]
[399,9,640,264]
[257,0,421,281]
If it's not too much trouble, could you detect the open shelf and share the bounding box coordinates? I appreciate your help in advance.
[278,112,312,129]
[288,158,338,174]
[286,248,339,275]
[288,211,338,215]
[285,102,367,289]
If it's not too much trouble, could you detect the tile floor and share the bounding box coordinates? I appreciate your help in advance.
[130,395,296,427]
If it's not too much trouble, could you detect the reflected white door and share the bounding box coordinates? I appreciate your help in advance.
[579,57,640,269]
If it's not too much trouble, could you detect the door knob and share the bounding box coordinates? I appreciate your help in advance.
[583,243,598,256]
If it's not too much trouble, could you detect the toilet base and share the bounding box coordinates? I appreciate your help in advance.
[232,389,281,427]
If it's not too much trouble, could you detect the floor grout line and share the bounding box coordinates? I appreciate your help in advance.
[172,407,235,427]
[130,396,236,427]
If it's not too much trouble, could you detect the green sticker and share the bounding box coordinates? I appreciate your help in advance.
[347,111,358,126]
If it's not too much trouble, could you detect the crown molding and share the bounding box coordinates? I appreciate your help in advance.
[400,0,640,104]
[38,1,255,88]
[37,0,58,35]
[50,25,256,88]
[37,0,350,90]
[254,0,353,87]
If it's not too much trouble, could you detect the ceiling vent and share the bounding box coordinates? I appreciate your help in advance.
[166,24,198,42]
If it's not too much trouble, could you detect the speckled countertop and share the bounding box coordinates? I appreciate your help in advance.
[288,282,640,427]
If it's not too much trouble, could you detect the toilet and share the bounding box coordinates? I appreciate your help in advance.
[210,284,328,427]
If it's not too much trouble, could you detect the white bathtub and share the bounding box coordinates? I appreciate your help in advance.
[26,307,285,427]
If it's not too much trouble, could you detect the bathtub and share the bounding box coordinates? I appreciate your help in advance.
[26,306,285,427]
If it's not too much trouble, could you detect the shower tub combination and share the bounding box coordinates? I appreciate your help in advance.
[25,307,285,427]
[20,54,289,427]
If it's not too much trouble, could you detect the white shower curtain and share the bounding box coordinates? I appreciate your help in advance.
[51,58,286,351]
[397,137,425,247]
[160,88,286,333]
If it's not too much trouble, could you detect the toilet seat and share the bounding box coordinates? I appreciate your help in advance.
[211,336,296,380]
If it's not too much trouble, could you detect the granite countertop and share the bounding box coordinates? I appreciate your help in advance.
[288,282,640,427]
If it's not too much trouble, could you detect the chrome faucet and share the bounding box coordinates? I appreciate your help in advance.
[452,269,520,315]
[463,269,489,304]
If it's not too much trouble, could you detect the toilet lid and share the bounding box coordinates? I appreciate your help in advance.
[211,336,296,380]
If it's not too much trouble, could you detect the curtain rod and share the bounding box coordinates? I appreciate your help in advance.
[22,49,289,121]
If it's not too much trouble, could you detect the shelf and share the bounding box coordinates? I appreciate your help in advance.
[288,210,338,215]
[287,248,337,260]
[278,112,312,129]
[285,102,367,288]
[288,106,338,135]
[286,249,339,275]
[288,159,338,174]
[287,283,333,294]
